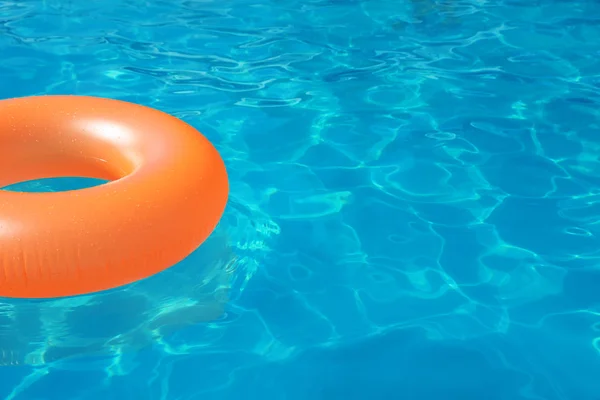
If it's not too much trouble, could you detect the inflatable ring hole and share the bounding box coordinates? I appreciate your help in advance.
[1,177,110,193]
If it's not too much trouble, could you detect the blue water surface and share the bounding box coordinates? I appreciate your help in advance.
[1,0,600,399]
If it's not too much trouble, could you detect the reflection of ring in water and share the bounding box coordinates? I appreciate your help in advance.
[0,229,238,366]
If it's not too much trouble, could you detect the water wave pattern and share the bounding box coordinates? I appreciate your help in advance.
[1,0,600,398]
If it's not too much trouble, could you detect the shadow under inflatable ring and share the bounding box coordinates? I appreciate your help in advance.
[0,95,229,299]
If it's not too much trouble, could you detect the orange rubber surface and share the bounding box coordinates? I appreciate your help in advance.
[0,95,229,299]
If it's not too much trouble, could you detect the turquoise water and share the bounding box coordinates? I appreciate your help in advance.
[1,0,600,398]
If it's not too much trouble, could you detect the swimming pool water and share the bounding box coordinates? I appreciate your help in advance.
[1,0,600,398]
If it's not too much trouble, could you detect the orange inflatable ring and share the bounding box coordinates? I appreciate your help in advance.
[0,95,229,299]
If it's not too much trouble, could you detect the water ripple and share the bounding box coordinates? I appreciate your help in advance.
[1,0,600,399]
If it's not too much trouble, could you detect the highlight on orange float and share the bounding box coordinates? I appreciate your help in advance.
[0,95,229,299]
